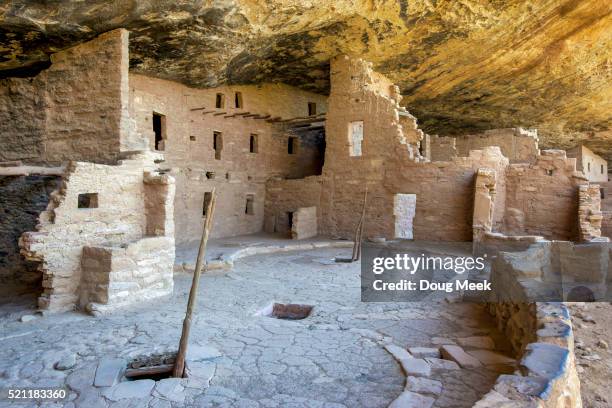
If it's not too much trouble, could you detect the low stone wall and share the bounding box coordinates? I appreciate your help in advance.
[474,242,589,407]
[81,236,175,316]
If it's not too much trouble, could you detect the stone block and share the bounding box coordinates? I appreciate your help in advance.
[439,345,481,368]
[102,379,155,400]
[385,344,412,361]
[399,357,431,377]
[388,391,435,408]
[407,347,440,359]
[405,376,443,396]
[94,358,125,387]
[456,336,495,350]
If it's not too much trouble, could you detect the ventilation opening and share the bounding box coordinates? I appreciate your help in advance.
[235,92,243,109]
[308,102,317,116]
[190,136,196,141]
[249,134,258,153]
[601,188,605,200]
[78,193,98,209]
[213,131,223,160]
[215,93,225,109]
[587,162,591,172]
[203,192,213,216]
[125,352,176,381]
[546,169,554,176]
[348,121,363,156]
[602,164,605,174]
[153,112,166,151]
[288,137,297,155]
[206,171,215,180]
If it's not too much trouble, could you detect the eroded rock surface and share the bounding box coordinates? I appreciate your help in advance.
[0,1,610,159]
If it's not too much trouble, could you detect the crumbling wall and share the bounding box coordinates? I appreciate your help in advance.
[429,135,457,161]
[602,181,612,239]
[578,184,603,241]
[503,150,585,241]
[130,74,328,242]
[320,55,512,241]
[20,152,174,312]
[291,207,318,239]
[0,29,134,165]
[0,174,62,296]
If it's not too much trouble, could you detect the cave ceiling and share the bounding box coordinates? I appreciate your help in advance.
[0,1,610,160]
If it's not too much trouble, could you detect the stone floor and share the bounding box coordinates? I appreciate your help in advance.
[0,240,512,408]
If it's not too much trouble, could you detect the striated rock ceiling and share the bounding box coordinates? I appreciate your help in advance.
[0,1,610,161]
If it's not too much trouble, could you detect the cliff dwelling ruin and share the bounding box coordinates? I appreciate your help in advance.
[0,2,610,408]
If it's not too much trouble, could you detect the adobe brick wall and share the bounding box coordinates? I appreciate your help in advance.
[129,74,328,243]
[0,29,131,165]
[20,151,174,312]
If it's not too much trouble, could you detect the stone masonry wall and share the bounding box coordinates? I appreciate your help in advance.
[567,145,608,183]
[0,29,131,165]
[503,150,586,241]
[320,55,512,241]
[0,175,62,296]
[601,181,612,239]
[19,151,172,312]
[130,74,328,242]
[577,184,603,241]
[264,176,322,236]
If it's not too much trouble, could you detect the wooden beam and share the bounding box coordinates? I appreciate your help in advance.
[190,107,207,111]
[213,112,227,116]
[125,365,173,379]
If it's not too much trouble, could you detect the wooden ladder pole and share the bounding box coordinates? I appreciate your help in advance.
[352,188,368,261]
[173,187,217,377]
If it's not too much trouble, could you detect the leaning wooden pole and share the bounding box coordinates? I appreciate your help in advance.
[352,188,368,261]
[173,188,217,378]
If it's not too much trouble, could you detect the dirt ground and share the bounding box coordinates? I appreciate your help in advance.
[568,302,612,408]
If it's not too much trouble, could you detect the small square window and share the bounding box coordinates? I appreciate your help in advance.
[308,102,317,116]
[190,135,196,141]
[215,93,225,109]
[288,137,298,155]
[235,92,243,109]
[78,193,98,209]
[250,134,258,153]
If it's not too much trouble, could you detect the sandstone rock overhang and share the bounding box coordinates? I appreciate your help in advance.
[0,1,610,160]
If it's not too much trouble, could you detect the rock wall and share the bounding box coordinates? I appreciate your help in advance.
[264,177,322,236]
[0,174,62,296]
[432,128,540,163]
[129,74,328,242]
[19,151,175,312]
[503,150,586,241]
[320,55,512,241]
[578,185,603,242]
[0,29,133,165]
[602,181,612,239]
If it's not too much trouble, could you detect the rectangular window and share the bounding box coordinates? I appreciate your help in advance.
[203,192,213,216]
[587,162,591,172]
[348,121,364,156]
[602,164,605,174]
[152,112,166,151]
[215,93,225,109]
[190,135,196,141]
[78,193,98,209]
[245,194,255,215]
[288,137,297,155]
[308,102,317,116]
[250,134,258,153]
[213,131,223,160]
[235,92,243,108]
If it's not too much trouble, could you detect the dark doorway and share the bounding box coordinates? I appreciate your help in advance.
[152,113,166,151]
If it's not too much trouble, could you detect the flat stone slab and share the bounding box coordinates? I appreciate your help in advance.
[440,345,481,368]
[153,378,185,403]
[521,342,569,381]
[425,357,460,370]
[389,390,435,408]
[467,350,515,366]
[94,358,125,387]
[187,344,222,362]
[405,376,443,396]
[408,347,440,359]
[385,344,412,361]
[399,357,431,377]
[457,336,495,350]
[102,379,155,400]
[54,354,76,371]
